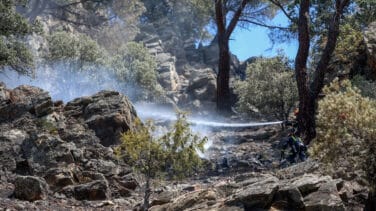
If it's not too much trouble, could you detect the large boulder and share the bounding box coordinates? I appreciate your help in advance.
[14,176,49,201]
[65,90,138,146]
[61,180,110,201]
[303,180,345,211]
[186,68,217,102]
[228,175,279,209]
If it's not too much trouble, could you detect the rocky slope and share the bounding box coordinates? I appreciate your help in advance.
[0,83,370,210]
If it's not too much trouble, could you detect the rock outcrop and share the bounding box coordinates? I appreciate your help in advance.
[0,83,370,210]
[0,83,140,208]
[149,172,365,211]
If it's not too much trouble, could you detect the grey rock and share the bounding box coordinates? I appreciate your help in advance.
[303,180,345,211]
[65,90,137,146]
[14,176,49,201]
[44,168,75,191]
[291,174,331,196]
[229,176,279,209]
[187,68,217,101]
[63,180,110,201]
[0,85,53,122]
[274,185,304,209]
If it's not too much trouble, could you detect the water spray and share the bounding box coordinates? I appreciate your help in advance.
[135,103,283,128]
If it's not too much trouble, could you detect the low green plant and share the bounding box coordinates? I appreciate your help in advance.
[115,112,207,210]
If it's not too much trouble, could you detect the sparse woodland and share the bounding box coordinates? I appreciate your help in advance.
[1,0,376,210]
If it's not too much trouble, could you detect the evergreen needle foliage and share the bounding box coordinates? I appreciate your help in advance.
[116,113,207,180]
[115,112,207,210]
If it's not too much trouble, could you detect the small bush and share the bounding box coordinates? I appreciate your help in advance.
[116,112,207,180]
[115,112,207,210]
[234,55,298,121]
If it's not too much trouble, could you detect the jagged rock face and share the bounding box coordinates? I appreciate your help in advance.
[0,83,139,205]
[139,32,181,92]
[364,21,376,79]
[64,90,138,147]
[0,84,53,122]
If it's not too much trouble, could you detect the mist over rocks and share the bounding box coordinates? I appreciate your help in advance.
[0,83,141,209]
[0,83,370,210]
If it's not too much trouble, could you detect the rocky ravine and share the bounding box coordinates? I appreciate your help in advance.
[0,83,369,210]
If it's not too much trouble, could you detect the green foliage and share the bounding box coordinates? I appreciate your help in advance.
[93,0,145,52]
[141,0,213,42]
[311,79,376,184]
[46,31,106,65]
[116,119,165,178]
[354,0,376,27]
[0,0,34,74]
[159,112,207,179]
[332,23,364,65]
[116,112,207,180]
[111,42,164,101]
[234,55,298,121]
[352,75,376,99]
[0,37,34,74]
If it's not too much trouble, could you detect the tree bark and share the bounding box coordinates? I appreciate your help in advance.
[294,0,315,144]
[295,0,349,144]
[215,0,247,112]
[216,34,232,112]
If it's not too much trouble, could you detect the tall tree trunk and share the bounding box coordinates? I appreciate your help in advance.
[214,0,247,112]
[216,35,232,112]
[295,0,315,144]
[295,0,349,144]
[142,177,151,211]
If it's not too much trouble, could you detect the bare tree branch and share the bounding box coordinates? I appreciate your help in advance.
[269,0,293,22]
[239,18,289,30]
[226,0,247,39]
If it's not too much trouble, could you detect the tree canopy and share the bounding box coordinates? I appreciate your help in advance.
[0,0,34,75]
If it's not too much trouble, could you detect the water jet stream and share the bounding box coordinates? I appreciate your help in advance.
[135,104,283,128]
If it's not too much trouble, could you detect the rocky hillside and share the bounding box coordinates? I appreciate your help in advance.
[0,83,370,210]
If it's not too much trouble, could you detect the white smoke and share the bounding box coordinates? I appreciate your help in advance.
[0,62,139,102]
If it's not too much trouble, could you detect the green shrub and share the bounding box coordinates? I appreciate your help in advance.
[311,78,376,185]
[116,112,207,180]
[234,56,298,121]
[46,31,106,65]
[111,42,164,101]
[0,0,34,74]
[115,112,207,209]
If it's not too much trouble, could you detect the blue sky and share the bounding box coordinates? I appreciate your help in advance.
[229,13,298,61]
